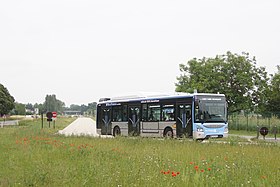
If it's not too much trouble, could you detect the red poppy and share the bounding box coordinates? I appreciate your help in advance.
[208,168,211,171]
[172,173,177,177]
[201,169,205,172]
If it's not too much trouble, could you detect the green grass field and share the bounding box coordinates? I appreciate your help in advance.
[0,118,279,186]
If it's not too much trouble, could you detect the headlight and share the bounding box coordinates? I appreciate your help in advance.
[224,127,228,133]
[197,127,204,132]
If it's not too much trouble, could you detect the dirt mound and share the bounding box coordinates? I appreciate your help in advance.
[58,117,99,137]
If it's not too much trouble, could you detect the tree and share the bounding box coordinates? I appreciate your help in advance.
[13,102,26,115]
[69,104,81,112]
[266,66,280,117]
[86,102,97,116]
[25,103,34,111]
[175,52,269,113]
[34,103,44,114]
[0,83,15,115]
[43,94,65,114]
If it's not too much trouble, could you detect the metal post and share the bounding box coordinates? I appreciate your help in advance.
[256,125,259,139]
[246,112,249,131]
[273,126,277,140]
[41,113,43,129]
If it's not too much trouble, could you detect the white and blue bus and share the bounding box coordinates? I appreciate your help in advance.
[96,93,228,140]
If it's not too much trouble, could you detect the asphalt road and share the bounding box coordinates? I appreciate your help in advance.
[1,120,19,127]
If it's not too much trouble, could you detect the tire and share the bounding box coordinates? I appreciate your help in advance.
[164,128,173,138]
[113,126,121,137]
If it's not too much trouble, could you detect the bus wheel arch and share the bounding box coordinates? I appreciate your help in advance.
[113,126,121,136]
[163,127,173,138]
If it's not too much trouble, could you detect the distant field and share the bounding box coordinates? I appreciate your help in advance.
[0,118,279,186]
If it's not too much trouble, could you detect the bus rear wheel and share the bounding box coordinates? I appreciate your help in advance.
[113,126,121,137]
[164,128,173,138]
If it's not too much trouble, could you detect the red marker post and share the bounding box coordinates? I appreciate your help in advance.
[52,112,57,129]
[52,112,57,119]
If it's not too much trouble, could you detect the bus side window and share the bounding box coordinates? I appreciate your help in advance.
[162,104,175,121]
[123,105,128,121]
[148,104,160,121]
[112,106,121,122]
[142,104,147,121]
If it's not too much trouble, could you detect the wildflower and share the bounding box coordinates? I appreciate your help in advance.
[172,173,177,177]
[194,166,199,171]
[201,169,205,172]
[189,162,194,165]
[208,168,211,171]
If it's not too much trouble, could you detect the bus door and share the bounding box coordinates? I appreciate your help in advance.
[128,105,140,136]
[101,107,112,135]
[176,103,192,138]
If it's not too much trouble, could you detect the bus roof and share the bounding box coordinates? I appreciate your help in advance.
[98,92,225,104]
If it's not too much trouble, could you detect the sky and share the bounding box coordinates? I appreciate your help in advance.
[0,0,279,106]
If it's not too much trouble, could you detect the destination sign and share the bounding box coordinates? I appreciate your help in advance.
[106,103,121,107]
[200,98,222,101]
[141,99,160,104]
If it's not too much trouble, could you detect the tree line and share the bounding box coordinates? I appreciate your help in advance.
[0,90,96,116]
[176,51,280,117]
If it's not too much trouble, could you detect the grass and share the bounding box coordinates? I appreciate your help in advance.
[1,118,280,186]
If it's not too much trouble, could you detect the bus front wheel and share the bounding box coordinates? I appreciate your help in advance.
[113,126,121,137]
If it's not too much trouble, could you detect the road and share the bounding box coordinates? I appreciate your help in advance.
[229,134,280,143]
[1,120,19,127]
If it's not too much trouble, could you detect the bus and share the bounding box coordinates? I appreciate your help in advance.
[96,93,228,140]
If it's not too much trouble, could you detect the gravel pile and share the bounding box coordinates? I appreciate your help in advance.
[58,117,99,137]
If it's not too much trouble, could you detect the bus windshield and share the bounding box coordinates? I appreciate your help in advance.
[195,98,227,123]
